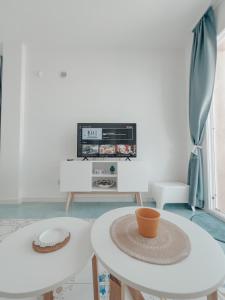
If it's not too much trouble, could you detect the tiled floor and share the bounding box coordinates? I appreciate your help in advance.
[0,201,195,219]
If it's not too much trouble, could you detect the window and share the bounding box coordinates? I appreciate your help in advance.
[207,32,225,214]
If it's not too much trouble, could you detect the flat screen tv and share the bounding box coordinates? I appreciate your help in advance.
[77,123,136,158]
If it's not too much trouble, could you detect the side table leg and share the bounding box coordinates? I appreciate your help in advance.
[65,192,74,212]
[110,274,122,300]
[92,255,99,300]
[110,274,144,300]
[43,291,54,300]
[135,192,143,206]
[127,286,144,300]
[207,291,218,300]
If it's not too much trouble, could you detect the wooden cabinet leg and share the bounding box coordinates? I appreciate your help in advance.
[207,291,218,300]
[43,291,53,300]
[65,192,74,212]
[135,192,143,206]
[92,255,99,300]
[135,193,138,205]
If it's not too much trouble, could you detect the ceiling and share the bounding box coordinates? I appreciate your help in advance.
[0,0,216,49]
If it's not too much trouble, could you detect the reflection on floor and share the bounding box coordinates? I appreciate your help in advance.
[0,201,194,219]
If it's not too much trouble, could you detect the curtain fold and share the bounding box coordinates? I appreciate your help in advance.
[188,7,217,208]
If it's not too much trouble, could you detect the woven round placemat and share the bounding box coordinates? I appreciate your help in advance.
[110,214,191,265]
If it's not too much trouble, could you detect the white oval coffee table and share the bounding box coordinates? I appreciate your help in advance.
[91,207,225,300]
[0,217,92,299]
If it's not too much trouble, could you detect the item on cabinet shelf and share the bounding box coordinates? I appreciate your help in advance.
[135,208,160,238]
[110,165,116,174]
[32,228,70,253]
[95,179,115,189]
[93,168,107,175]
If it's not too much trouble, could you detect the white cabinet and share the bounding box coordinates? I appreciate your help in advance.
[60,160,148,193]
[60,160,148,210]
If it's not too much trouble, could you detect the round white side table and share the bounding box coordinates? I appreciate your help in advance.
[0,217,92,300]
[91,207,225,300]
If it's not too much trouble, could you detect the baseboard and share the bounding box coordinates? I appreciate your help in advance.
[204,208,225,222]
[22,195,138,203]
[0,194,152,204]
[22,197,65,203]
[0,198,20,204]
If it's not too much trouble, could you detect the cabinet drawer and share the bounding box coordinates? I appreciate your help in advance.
[117,162,148,192]
[60,161,92,192]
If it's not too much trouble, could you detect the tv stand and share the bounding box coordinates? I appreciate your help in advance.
[60,160,148,211]
[65,191,143,212]
[125,156,132,161]
[82,156,89,161]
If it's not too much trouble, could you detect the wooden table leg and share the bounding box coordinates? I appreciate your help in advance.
[135,192,143,206]
[43,291,54,300]
[65,192,74,212]
[110,274,144,300]
[127,286,144,300]
[110,274,122,300]
[92,255,143,300]
[92,255,99,300]
[207,291,218,300]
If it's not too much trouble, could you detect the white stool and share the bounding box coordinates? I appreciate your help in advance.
[151,182,189,209]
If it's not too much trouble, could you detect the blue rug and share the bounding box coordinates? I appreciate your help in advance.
[191,213,225,243]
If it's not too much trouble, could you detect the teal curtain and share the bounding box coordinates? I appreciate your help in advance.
[188,7,217,208]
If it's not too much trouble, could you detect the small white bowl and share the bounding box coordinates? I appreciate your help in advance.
[33,228,70,247]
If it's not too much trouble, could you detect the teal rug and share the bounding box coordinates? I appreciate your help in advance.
[191,213,225,243]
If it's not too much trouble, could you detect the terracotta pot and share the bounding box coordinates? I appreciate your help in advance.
[135,208,160,238]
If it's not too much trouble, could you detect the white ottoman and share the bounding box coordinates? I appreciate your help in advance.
[151,182,189,209]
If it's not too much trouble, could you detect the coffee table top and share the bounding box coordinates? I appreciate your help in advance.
[91,207,225,299]
[0,217,92,298]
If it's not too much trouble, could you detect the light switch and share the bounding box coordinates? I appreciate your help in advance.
[60,71,67,78]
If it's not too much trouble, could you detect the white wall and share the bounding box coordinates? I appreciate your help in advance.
[215,1,225,35]
[0,42,26,202]
[0,44,189,202]
[0,0,209,203]
[18,46,188,201]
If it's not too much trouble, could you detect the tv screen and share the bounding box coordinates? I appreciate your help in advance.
[77,123,136,158]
